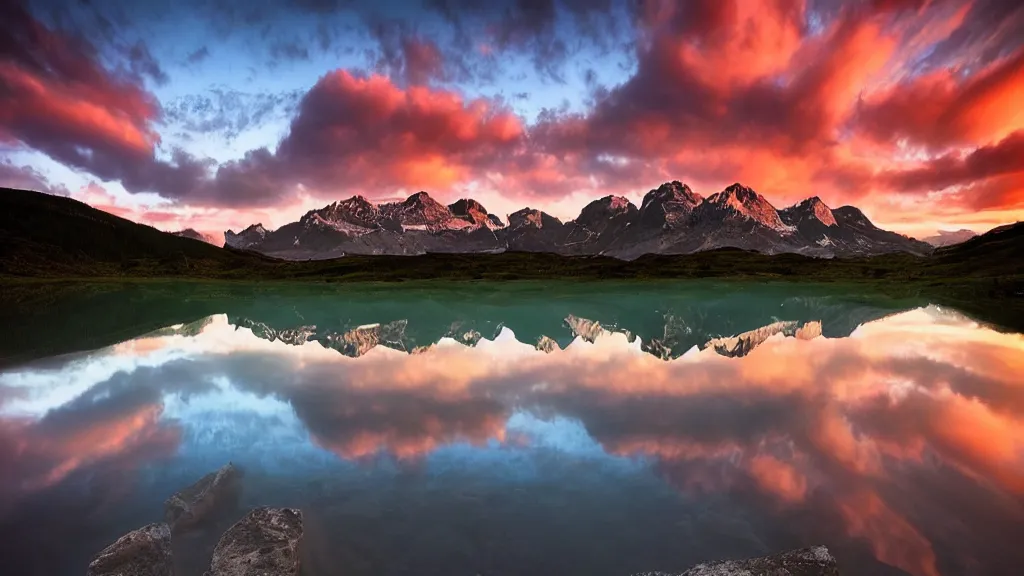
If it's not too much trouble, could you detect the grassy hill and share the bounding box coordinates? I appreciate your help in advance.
[0,187,283,277]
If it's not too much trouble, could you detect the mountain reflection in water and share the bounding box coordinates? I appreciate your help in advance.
[0,289,1022,576]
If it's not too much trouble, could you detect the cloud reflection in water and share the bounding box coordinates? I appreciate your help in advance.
[0,306,1022,576]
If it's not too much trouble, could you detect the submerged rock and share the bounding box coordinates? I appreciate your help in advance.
[165,463,242,533]
[87,523,173,576]
[206,507,303,576]
[632,546,839,576]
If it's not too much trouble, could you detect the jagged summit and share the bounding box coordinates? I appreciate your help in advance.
[577,195,638,233]
[639,181,703,229]
[221,182,931,259]
[641,181,702,208]
[782,196,837,227]
[224,223,268,249]
[508,207,562,230]
[702,183,788,232]
[833,205,878,229]
[449,198,504,229]
[233,223,266,234]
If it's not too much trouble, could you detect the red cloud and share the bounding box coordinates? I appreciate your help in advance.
[855,49,1024,150]
[837,490,939,576]
[0,3,207,200]
[401,37,447,85]
[878,131,1024,210]
[273,70,524,192]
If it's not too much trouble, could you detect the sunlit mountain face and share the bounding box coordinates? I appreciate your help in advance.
[0,283,1021,575]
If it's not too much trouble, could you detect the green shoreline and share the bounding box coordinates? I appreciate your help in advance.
[2,268,1021,334]
[2,186,1022,330]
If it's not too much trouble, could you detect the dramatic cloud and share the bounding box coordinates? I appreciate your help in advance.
[5,306,1024,575]
[855,49,1024,150]
[274,71,523,188]
[879,131,1024,210]
[2,0,1023,234]
[0,3,209,199]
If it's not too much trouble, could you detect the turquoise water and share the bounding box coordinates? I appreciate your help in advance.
[0,281,1021,575]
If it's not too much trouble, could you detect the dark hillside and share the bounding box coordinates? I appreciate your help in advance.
[0,187,274,276]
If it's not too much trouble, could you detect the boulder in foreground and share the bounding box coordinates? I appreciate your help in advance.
[86,523,173,576]
[633,546,840,576]
[165,462,242,533]
[206,507,303,576]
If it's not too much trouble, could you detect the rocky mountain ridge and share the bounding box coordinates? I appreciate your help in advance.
[225,181,931,260]
[170,228,217,245]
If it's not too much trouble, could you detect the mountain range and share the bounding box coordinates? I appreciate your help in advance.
[922,228,978,247]
[171,228,218,245]
[224,182,932,260]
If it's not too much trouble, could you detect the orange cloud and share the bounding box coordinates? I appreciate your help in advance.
[838,490,939,576]
[274,70,524,192]
[746,454,808,504]
[857,50,1024,150]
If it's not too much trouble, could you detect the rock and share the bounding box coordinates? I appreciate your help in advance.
[87,523,173,576]
[165,463,242,533]
[206,507,303,576]
[631,546,839,576]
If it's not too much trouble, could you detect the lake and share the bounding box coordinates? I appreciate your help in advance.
[0,281,1021,576]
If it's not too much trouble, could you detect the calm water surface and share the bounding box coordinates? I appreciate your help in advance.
[0,281,1022,576]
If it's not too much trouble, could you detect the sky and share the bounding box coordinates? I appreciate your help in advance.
[1,0,1023,241]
